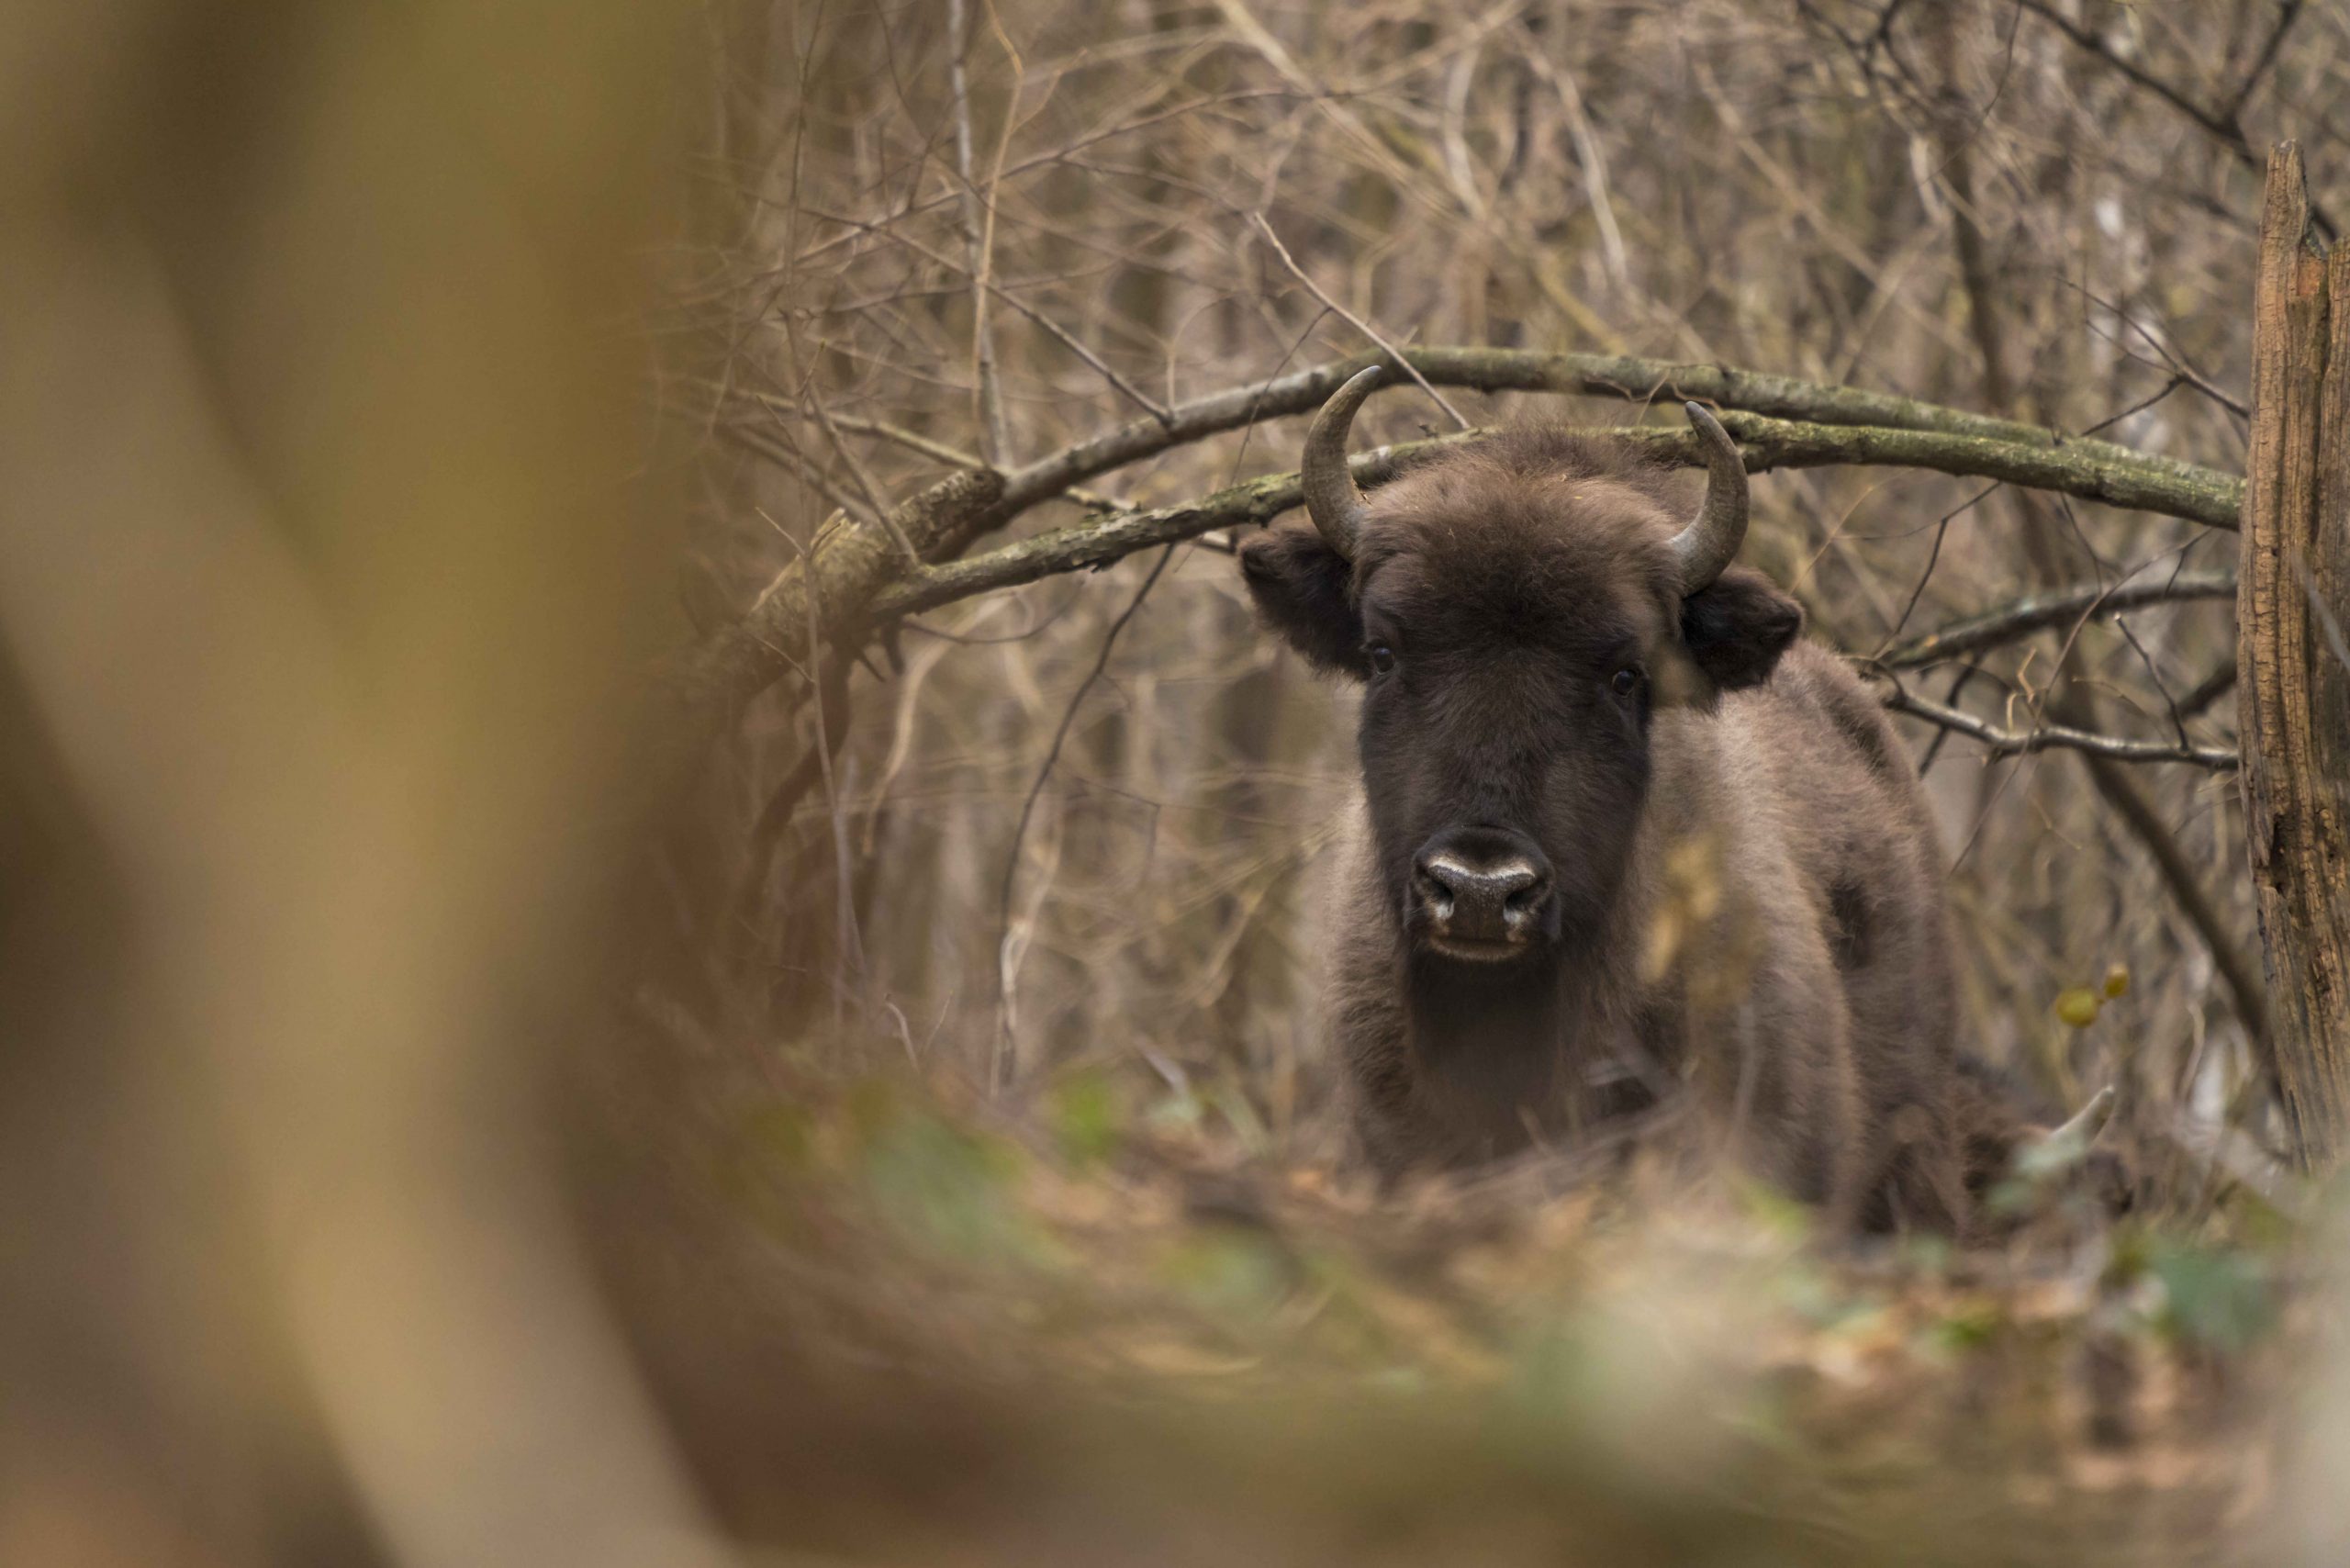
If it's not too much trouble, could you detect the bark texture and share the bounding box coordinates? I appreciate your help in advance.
[2240,142,2350,1168]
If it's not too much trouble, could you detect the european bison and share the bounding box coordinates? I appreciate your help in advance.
[1238,368,1974,1230]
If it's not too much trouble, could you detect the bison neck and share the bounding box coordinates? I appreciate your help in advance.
[1401,937,1646,1157]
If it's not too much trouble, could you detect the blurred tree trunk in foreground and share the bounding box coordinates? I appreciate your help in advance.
[2241,141,2350,1169]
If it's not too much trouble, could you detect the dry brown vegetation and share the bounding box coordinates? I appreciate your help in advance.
[629,0,2347,1557]
[673,0,2322,1170]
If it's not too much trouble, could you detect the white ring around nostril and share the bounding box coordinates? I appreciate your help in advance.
[1426,855,1540,894]
[1419,852,1545,944]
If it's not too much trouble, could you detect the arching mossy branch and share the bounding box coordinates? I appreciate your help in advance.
[867,420,2240,630]
[663,352,2250,788]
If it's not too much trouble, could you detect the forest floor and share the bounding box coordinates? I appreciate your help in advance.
[631,1053,2319,1566]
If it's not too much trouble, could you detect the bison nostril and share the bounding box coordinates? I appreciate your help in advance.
[1416,851,1545,941]
[1412,865,1455,919]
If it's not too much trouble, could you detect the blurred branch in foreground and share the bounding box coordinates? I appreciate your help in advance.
[0,5,727,1563]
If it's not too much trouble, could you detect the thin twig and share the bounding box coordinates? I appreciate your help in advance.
[2016,0,2335,239]
[789,516,867,1024]
[801,362,919,560]
[2221,0,2303,120]
[1249,214,1472,431]
[732,652,854,948]
[994,543,1183,1089]
[2177,657,2239,719]
[776,210,1175,424]
[1879,569,2237,667]
[948,0,1012,462]
[714,392,1132,510]
[1875,679,2238,769]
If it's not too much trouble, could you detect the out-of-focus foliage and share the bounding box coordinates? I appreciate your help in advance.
[642,1053,2304,1563]
[0,3,717,1563]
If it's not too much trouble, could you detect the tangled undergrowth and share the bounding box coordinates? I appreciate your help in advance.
[601,1024,2317,1567]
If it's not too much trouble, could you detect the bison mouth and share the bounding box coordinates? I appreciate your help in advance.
[1418,931,1538,966]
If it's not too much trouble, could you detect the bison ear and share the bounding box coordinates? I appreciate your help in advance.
[1238,523,1368,678]
[1679,565,1802,692]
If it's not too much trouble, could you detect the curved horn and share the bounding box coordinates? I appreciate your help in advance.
[1300,366,1383,558]
[1669,401,1751,593]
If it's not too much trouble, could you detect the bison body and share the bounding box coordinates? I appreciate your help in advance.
[1240,376,1970,1230]
[1318,637,1964,1226]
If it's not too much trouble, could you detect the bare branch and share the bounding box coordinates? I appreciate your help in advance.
[2222,1,2303,121]
[1877,682,2238,770]
[989,348,2239,524]
[868,432,1479,623]
[2016,0,2335,239]
[868,414,2236,632]
[2177,656,2240,719]
[1709,410,2242,531]
[993,543,1181,1090]
[800,372,920,561]
[1248,215,1472,431]
[649,465,1005,789]
[709,393,1131,513]
[667,354,2245,779]
[834,223,1173,424]
[1878,570,2238,667]
[947,0,1012,462]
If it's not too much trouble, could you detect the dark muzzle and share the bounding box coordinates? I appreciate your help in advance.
[1410,827,1555,959]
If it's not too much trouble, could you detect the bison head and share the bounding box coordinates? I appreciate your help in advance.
[1239,368,1802,970]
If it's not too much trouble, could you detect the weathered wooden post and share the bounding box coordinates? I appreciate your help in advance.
[2241,142,2350,1169]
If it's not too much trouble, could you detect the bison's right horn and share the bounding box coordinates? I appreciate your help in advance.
[1667,401,1751,593]
[1300,365,1382,559]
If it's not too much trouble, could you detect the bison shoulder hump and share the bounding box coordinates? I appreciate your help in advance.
[1796,659,1908,784]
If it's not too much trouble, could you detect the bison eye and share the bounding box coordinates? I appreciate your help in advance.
[1610,666,1641,697]
[1367,644,1396,674]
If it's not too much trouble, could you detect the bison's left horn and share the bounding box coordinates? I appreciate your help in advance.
[1300,365,1382,559]
[1667,401,1750,593]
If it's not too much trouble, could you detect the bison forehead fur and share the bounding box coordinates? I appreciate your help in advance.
[1238,426,1970,1233]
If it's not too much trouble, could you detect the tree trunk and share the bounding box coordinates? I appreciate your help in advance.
[2240,142,2350,1169]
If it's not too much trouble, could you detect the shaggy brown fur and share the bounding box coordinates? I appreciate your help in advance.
[1240,429,1971,1232]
